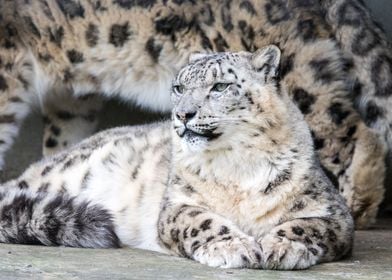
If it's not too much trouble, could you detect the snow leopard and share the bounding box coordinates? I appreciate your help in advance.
[0,47,354,270]
[0,0,388,228]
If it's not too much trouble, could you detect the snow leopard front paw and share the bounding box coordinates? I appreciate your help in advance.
[192,236,262,269]
[258,235,316,270]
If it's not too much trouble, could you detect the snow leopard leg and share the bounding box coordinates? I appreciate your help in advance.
[281,39,386,228]
[321,0,392,150]
[158,204,262,269]
[318,0,390,227]
[273,2,387,227]
[258,217,354,270]
[0,29,34,170]
[42,91,103,156]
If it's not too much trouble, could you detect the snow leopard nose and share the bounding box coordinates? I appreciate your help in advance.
[175,110,197,123]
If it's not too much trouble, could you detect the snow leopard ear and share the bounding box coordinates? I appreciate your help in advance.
[251,45,281,80]
[189,52,210,63]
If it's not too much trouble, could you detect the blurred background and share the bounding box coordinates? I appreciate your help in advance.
[1,0,392,214]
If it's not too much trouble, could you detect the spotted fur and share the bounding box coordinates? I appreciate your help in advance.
[0,48,354,269]
[321,0,392,149]
[0,0,387,228]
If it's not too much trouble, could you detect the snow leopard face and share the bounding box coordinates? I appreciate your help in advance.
[171,45,282,152]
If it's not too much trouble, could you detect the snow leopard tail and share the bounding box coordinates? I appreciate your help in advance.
[0,186,120,248]
[321,0,392,151]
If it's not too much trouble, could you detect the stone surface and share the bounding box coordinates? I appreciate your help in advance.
[0,219,391,280]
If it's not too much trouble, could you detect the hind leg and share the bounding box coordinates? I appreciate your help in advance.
[42,91,103,156]
[279,35,386,228]
[0,80,31,170]
[321,0,392,151]
[0,51,34,170]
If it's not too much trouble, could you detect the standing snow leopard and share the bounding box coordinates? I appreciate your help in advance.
[0,47,354,270]
[0,0,388,228]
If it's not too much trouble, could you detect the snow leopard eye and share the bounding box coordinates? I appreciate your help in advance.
[211,83,231,92]
[173,85,184,94]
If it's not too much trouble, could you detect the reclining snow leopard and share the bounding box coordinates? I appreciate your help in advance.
[0,0,388,228]
[0,47,354,270]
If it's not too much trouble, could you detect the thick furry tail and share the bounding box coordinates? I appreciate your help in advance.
[321,0,392,150]
[0,187,120,248]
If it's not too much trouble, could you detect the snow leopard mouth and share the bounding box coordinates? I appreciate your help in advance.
[180,128,222,141]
